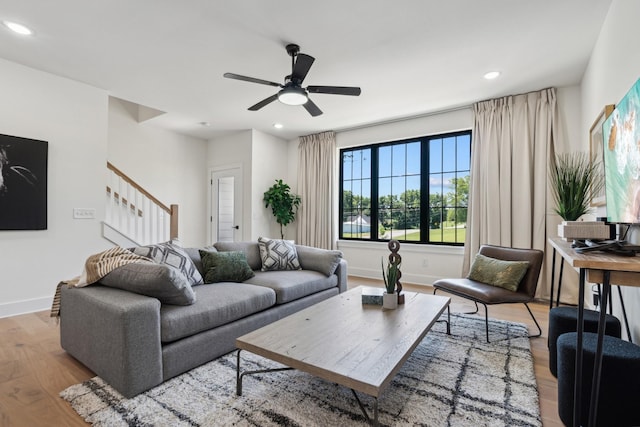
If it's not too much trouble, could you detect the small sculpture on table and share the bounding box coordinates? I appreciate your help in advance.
[387,240,404,305]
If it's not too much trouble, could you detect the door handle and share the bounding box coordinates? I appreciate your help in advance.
[233,225,239,229]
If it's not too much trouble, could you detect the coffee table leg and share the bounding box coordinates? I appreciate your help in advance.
[236,349,295,397]
[351,389,379,426]
[236,350,243,396]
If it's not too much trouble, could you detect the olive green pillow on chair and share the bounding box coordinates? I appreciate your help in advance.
[467,253,529,292]
[199,250,255,283]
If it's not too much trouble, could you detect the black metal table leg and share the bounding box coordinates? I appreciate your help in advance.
[550,248,557,309]
[556,259,565,307]
[351,389,379,426]
[617,286,632,343]
[588,271,611,427]
[573,268,586,427]
[236,349,294,396]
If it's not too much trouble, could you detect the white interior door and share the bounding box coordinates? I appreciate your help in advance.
[210,167,242,243]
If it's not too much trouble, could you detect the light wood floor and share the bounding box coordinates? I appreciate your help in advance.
[0,277,562,426]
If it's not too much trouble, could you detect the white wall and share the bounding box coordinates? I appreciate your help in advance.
[208,130,290,241]
[581,0,640,341]
[336,109,473,285]
[286,109,472,286]
[208,131,253,241]
[287,90,584,290]
[0,58,109,317]
[250,130,290,240]
[108,98,209,247]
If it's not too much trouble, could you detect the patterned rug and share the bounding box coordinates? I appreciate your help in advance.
[60,314,541,426]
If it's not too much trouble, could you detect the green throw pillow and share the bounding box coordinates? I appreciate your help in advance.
[199,250,255,283]
[467,253,529,292]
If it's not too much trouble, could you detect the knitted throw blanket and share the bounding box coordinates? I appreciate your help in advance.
[50,246,153,319]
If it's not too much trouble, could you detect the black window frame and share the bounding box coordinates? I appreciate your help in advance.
[339,130,471,246]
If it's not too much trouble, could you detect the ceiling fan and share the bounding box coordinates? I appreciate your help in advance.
[223,44,361,117]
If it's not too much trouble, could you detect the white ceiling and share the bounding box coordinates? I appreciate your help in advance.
[0,0,613,141]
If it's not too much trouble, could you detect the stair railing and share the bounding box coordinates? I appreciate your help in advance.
[106,162,178,245]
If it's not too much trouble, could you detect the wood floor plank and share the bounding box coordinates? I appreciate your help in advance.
[0,276,562,426]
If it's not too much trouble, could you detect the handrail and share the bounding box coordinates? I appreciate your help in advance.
[107,162,171,214]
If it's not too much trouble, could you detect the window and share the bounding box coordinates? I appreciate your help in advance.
[339,130,471,245]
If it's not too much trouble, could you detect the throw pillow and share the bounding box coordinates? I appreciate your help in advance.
[199,250,255,283]
[100,263,196,305]
[213,241,262,270]
[295,245,343,277]
[467,253,529,292]
[131,241,204,286]
[257,237,301,271]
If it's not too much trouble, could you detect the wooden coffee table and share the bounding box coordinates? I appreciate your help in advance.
[235,286,450,425]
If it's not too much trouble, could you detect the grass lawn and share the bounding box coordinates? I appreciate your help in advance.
[343,226,465,243]
[402,228,465,243]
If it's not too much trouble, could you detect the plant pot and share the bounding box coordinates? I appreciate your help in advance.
[382,292,398,309]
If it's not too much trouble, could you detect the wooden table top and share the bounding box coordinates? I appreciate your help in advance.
[549,237,640,271]
[549,237,640,287]
[236,286,450,397]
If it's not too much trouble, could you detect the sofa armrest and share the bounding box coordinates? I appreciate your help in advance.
[60,285,163,397]
[335,259,348,293]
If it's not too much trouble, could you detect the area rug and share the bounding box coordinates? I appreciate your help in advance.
[60,314,541,426]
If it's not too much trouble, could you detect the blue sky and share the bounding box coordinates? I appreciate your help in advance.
[343,133,470,198]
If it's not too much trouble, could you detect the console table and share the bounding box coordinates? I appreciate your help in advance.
[548,238,640,427]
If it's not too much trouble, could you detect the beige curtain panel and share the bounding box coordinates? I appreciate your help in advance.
[464,88,557,299]
[296,131,336,249]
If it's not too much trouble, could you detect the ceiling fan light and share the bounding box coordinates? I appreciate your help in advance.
[278,87,308,106]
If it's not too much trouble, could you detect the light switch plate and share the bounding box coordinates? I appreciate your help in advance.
[73,208,96,219]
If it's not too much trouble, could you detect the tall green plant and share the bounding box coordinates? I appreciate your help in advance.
[549,152,604,221]
[263,179,301,239]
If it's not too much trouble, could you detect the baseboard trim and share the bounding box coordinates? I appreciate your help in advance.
[348,267,439,286]
[0,296,52,319]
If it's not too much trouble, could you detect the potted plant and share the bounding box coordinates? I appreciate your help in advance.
[263,179,301,239]
[381,257,400,309]
[549,152,604,221]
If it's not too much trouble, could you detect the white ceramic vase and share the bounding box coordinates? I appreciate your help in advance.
[382,292,398,309]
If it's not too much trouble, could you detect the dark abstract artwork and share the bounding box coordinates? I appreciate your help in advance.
[0,134,47,230]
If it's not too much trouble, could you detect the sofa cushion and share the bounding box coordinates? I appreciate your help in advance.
[199,250,255,283]
[159,283,276,342]
[183,247,211,277]
[295,245,343,277]
[214,241,261,270]
[99,263,196,306]
[467,253,529,292]
[131,241,204,286]
[244,270,338,304]
[258,237,301,271]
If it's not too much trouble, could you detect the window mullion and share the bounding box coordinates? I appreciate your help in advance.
[371,148,379,240]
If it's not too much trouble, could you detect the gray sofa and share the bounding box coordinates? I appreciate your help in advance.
[59,241,347,398]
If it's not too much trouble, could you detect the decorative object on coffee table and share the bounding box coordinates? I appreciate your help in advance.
[263,179,301,239]
[381,241,401,309]
[386,239,404,305]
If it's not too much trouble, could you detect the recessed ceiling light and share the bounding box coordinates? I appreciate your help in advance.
[484,71,501,80]
[273,123,283,129]
[3,21,33,36]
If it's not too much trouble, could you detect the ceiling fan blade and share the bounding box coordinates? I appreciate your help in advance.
[291,54,315,84]
[223,72,281,88]
[248,94,279,111]
[307,86,361,96]
[303,98,323,117]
